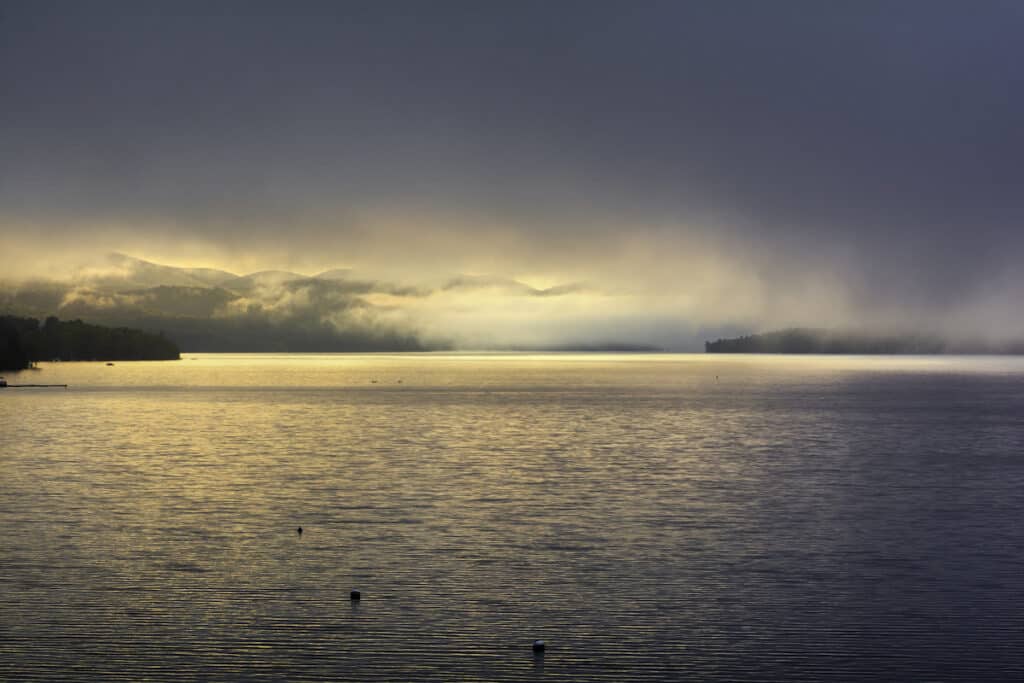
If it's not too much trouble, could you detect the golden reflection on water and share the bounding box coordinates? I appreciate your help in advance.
[3,353,1024,681]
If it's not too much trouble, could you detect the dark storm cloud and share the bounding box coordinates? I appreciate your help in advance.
[2,1,1024,337]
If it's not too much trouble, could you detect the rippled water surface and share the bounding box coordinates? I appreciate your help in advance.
[3,353,1024,681]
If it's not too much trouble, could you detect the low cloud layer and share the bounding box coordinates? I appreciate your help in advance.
[1,254,660,350]
[2,3,1023,343]
[5,250,1024,352]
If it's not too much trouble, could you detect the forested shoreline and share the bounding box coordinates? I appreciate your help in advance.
[0,316,180,371]
[705,328,1024,354]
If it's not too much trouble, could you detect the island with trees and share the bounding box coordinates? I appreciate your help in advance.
[705,328,1024,354]
[1,315,180,371]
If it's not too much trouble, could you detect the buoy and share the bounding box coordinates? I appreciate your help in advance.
[297,526,303,536]
[350,590,361,601]
[532,640,545,654]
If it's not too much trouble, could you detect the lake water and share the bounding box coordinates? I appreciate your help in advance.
[2,353,1024,681]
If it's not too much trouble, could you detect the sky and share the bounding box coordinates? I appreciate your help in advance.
[3,1,1024,346]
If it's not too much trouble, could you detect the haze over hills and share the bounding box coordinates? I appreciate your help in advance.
[441,274,590,298]
[6,253,1024,354]
[218,270,312,292]
[5,3,1024,356]
[0,253,640,352]
[72,252,239,290]
[5,253,1024,354]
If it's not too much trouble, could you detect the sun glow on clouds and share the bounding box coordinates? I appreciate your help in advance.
[0,211,864,350]
[393,289,636,349]
[7,203,1024,349]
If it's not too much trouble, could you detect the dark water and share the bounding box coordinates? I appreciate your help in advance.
[2,353,1024,681]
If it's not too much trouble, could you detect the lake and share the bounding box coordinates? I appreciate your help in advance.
[2,353,1024,681]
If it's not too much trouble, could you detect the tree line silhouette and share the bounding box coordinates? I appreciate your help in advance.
[705,327,1024,354]
[705,328,947,354]
[1,316,179,371]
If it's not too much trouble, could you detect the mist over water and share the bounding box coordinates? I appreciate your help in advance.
[5,2,1024,345]
[3,354,1024,681]
[5,4,1024,677]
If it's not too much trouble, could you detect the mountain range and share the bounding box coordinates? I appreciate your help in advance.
[0,253,607,352]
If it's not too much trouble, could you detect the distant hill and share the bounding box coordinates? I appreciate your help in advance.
[74,252,239,291]
[0,253,596,353]
[442,274,589,297]
[314,268,355,281]
[1,315,180,371]
[108,286,240,318]
[217,270,309,292]
[705,328,1024,354]
[179,267,241,288]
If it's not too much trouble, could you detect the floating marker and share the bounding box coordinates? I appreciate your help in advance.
[532,640,545,654]
[350,590,361,601]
